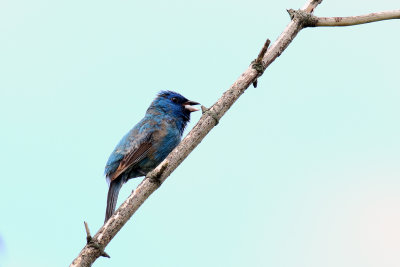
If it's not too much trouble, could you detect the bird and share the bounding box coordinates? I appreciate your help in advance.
[104,91,200,222]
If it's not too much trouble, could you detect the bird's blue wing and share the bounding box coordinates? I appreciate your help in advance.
[109,141,152,181]
[105,118,156,181]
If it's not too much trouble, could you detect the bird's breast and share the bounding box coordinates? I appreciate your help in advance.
[149,120,181,162]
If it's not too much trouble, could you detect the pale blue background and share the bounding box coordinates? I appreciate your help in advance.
[1,0,399,266]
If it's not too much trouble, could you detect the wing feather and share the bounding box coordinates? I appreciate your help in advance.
[109,141,153,181]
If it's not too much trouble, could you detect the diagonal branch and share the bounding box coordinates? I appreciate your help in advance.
[70,3,322,267]
[70,2,321,266]
[69,1,320,266]
[70,0,398,266]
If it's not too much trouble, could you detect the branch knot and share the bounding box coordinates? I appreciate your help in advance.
[287,9,318,27]
[201,106,220,126]
[251,61,265,73]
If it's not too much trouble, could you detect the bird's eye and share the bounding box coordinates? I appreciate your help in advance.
[171,97,178,103]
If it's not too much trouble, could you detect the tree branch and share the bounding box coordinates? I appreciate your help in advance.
[288,9,400,27]
[70,0,398,266]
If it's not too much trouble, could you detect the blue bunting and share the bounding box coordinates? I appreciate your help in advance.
[104,91,199,222]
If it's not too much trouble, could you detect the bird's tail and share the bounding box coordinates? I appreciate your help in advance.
[105,177,124,223]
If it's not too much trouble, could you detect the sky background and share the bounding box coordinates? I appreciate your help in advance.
[1,0,400,266]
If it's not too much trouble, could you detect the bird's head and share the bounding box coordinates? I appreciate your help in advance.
[149,91,200,122]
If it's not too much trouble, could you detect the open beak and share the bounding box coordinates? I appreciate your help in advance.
[183,100,200,112]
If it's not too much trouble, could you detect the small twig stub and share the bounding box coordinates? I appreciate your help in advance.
[83,221,110,259]
[252,38,271,88]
